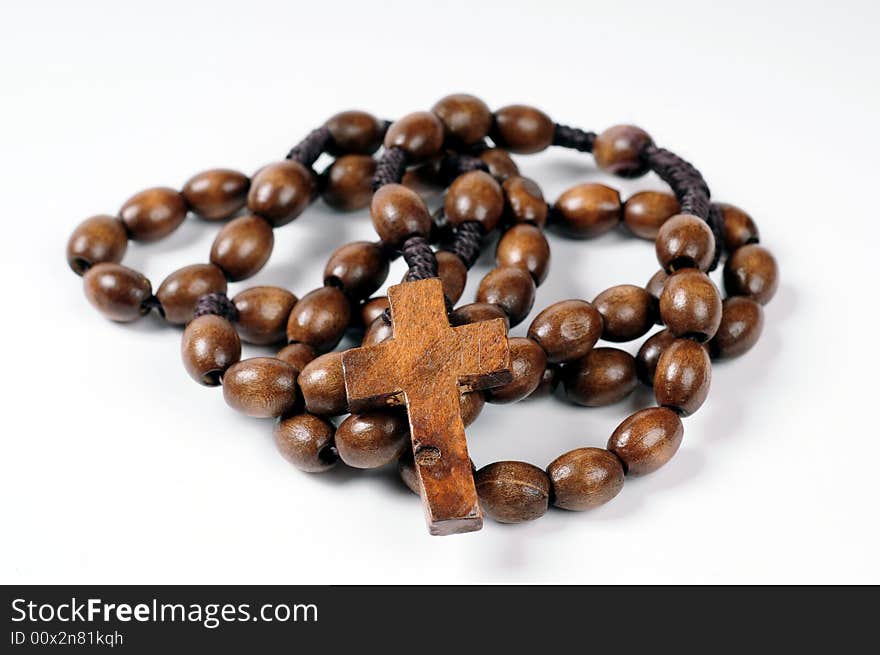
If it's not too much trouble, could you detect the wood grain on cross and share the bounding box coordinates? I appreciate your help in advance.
[342,278,511,536]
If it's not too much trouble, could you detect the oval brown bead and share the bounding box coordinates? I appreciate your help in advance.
[431,93,492,147]
[370,183,432,246]
[527,299,602,364]
[67,215,128,275]
[449,302,510,329]
[485,337,547,404]
[645,269,668,304]
[491,105,554,154]
[119,187,188,242]
[475,461,551,523]
[623,191,680,239]
[155,263,227,325]
[298,351,348,416]
[478,148,519,181]
[182,168,249,221]
[608,407,683,475]
[325,110,384,156]
[285,286,351,352]
[547,448,624,510]
[435,251,468,304]
[335,410,410,469]
[659,269,722,341]
[654,339,712,416]
[274,413,338,473]
[592,124,653,177]
[83,263,152,322]
[526,365,560,400]
[718,203,759,252]
[562,347,637,407]
[656,213,716,272]
[635,329,676,386]
[593,284,656,343]
[362,316,393,346]
[180,314,241,386]
[275,342,317,375]
[502,176,548,227]
[247,160,315,227]
[324,241,389,300]
[360,296,389,327]
[709,297,764,360]
[222,357,299,418]
[445,170,504,233]
[232,286,298,345]
[554,183,621,238]
[322,154,375,211]
[460,391,485,427]
[724,244,778,305]
[496,224,551,285]
[476,266,536,327]
[210,214,274,281]
[384,111,445,162]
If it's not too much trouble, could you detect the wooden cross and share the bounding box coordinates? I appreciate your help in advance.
[342,278,511,536]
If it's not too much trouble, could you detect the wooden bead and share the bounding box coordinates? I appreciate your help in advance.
[324,241,389,300]
[592,125,653,177]
[476,266,536,327]
[285,286,351,352]
[656,213,716,273]
[478,148,519,181]
[635,329,676,386]
[181,314,241,386]
[502,176,548,227]
[360,296,389,327]
[475,461,550,523]
[322,154,376,211]
[335,410,410,469]
[491,105,554,154]
[155,263,227,325]
[67,215,128,275]
[274,412,338,472]
[210,214,274,281]
[445,170,504,232]
[384,111,445,162]
[496,224,551,285]
[232,286,298,345]
[431,93,492,146]
[182,168,249,221]
[83,263,152,322]
[449,302,510,329]
[659,269,722,341]
[623,191,680,239]
[325,110,384,155]
[718,203,759,251]
[362,316,393,346]
[709,297,764,360]
[398,452,421,495]
[562,348,637,407]
[654,339,711,416]
[275,342,317,374]
[527,365,560,400]
[527,299,602,364]
[370,183,432,246]
[593,284,656,342]
[298,351,348,416]
[485,337,547,404]
[436,251,468,304]
[645,269,668,303]
[608,407,683,475]
[222,357,299,418]
[247,160,315,227]
[547,448,624,510]
[554,183,621,238]
[460,391,485,427]
[724,244,778,305]
[119,187,188,242]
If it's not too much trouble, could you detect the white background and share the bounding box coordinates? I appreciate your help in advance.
[2,0,878,584]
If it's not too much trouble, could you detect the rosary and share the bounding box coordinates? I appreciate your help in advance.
[66,95,778,535]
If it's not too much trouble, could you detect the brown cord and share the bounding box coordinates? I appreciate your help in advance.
[372,147,407,190]
[193,292,239,323]
[402,236,438,281]
[553,124,596,152]
[448,221,485,269]
[439,152,489,183]
[286,126,332,167]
